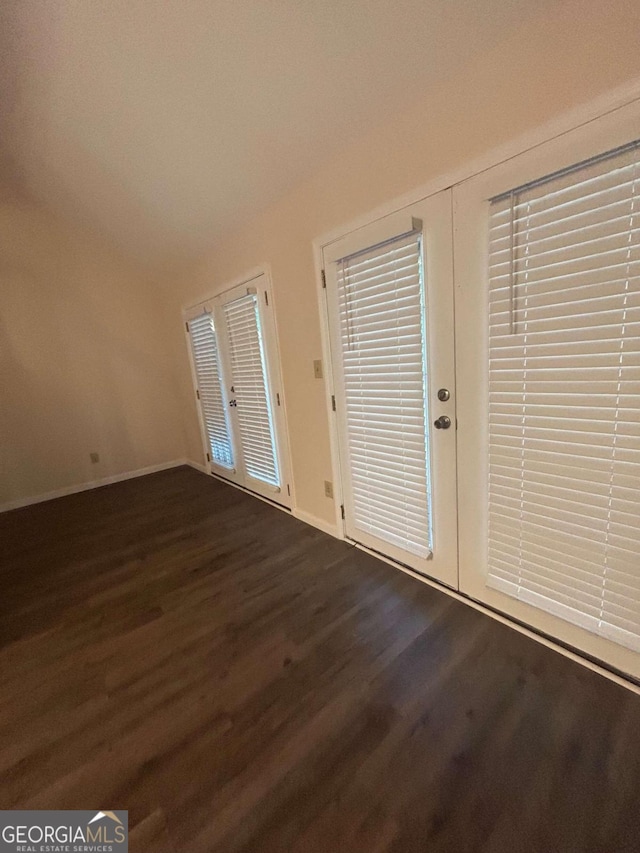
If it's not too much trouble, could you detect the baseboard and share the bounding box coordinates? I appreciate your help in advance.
[185,459,208,474]
[0,459,188,513]
[292,507,340,538]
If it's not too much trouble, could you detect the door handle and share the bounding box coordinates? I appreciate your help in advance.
[434,415,451,430]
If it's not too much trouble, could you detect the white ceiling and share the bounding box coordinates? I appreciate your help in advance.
[2,0,546,273]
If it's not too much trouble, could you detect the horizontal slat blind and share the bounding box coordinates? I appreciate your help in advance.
[188,313,234,469]
[336,232,432,557]
[487,142,640,652]
[223,294,280,487]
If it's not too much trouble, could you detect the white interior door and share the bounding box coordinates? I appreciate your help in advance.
[186,273,292,508]
[323,191,458,588]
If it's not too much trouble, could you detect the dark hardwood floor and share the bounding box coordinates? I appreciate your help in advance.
[0,466,639,852]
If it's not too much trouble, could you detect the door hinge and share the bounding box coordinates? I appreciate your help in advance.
[185,321,189,332]
[331,394,336,412]
[321,269,326,288]
[276,392,281,406]
[340,504,345,520]
[287,484,291,496]
[206,452,210,462]
[264,290,269,306]
[196,389,200,399]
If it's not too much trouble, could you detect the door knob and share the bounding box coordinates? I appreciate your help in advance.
[434,415,451,430]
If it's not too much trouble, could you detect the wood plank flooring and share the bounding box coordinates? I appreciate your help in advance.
[0,466,639,852]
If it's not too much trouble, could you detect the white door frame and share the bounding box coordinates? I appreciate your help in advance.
[311,81,640,689]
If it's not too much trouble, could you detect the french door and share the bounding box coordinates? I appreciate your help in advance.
[323,192,458,587]
[454,108,640,680]
[186,272,291,508]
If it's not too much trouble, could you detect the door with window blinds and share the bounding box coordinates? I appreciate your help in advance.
[186,274,291,507]
[324,194,458,587]
[455,130,640,679]
[186,306,243,485]
[217,284,283,498]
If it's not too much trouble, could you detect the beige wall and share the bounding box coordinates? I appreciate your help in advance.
[166,0,640,526]
[0,192,186,507]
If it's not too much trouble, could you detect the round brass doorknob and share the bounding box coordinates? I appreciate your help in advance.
[434,415,451,430]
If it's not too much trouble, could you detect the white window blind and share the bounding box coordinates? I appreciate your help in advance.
[188,313,234,469]
[487,141,640,652]
[336,231,432,557]
[223,293,280,487]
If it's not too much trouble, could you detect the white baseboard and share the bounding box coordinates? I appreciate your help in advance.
[0,459,188,513]
[292,507,340,538]
[185,459,208,474]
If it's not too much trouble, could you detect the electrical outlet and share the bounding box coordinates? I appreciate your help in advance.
[313,359,323,379]
[324,480,333,499]
[90,452,100,464]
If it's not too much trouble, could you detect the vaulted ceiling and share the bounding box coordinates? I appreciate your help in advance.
[1,0,564,274]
